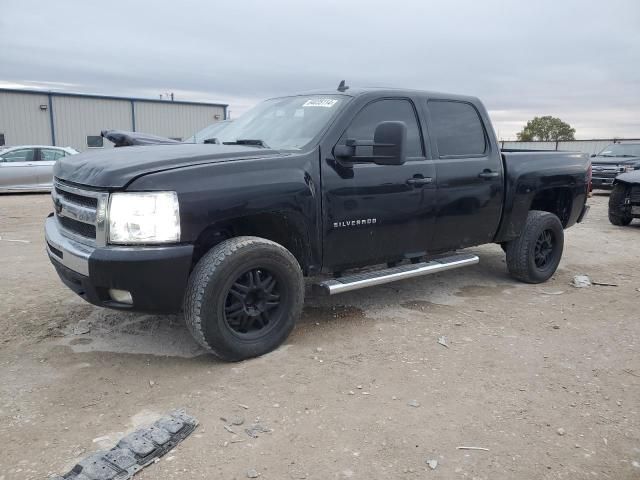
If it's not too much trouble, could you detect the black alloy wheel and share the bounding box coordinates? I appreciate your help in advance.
[224,268,281,337]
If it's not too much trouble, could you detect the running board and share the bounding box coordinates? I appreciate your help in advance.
[314,253,479,295]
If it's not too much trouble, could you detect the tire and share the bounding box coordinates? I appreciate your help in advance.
[505,210,564,284]
[184,236,304,361]
[608,184,633,226]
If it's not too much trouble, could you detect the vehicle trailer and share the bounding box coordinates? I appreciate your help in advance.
[46,85,591,361]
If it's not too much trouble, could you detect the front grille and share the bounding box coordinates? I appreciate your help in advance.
[55,187,98,208]
[591,164,624,179]
[59,216,97,239]
[52,180,108,246]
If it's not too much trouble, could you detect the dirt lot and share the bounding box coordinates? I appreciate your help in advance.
[0,193,638,480]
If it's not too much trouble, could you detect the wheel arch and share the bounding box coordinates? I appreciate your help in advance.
[192,211,315,274]
[529,187,573,227]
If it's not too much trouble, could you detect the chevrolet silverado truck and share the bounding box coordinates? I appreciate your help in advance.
[590,142,640,190]
[608,170,640,226]
[45,86,591,361]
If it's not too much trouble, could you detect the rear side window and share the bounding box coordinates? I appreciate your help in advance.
[341,99,423,157]
[428,101,487,157]
[41,148,66,161]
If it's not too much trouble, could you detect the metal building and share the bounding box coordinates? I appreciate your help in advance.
[0,89,228,151]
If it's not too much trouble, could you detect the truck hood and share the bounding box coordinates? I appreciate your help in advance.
[591,155,640,165]
[616,169,640,184]
[54,144,283,189]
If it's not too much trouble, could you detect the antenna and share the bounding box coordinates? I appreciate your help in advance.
[337,80,349,92]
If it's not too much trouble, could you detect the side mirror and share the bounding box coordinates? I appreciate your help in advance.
[334,121,407,166]
[203,137,219,144]
[590,154,596,158]
[372,121,407,165]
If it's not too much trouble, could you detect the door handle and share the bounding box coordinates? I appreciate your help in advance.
[406,175,433,186]
[478,170,499,179]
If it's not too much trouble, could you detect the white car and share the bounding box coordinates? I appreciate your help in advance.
[0,145,78,192]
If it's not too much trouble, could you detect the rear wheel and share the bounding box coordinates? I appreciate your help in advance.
[505,210,564,284]
[608,184,633,226]
[184,236,304,361]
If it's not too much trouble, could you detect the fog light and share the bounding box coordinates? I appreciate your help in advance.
[108,289,133,305]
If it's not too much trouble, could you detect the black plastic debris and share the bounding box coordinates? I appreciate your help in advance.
[52,409,198,480]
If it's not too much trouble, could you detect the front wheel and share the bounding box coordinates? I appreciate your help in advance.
[505,210,564,284]
[184,236,304,361]
[608,184,633,226]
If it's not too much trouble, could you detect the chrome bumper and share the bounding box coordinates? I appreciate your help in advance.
[45,215,94,276]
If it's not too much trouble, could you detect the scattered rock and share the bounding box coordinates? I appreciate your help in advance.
[245,423,272,438]
[407,400,420,408]
[426,459,438,470]
[348,391,355,395]
[316,347,323,352]
[552,325,560,330]
[247,468,259,478]
[571,275,591,288]
[437,336,449,348]
[73,323,91,335]
[557,428,566,436]
[238,404,249,409]
[231,415,245,425]
[149,380,155,387]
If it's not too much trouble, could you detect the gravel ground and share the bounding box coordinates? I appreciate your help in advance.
[0,192,638,480]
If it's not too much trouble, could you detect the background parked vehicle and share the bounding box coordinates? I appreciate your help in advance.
[608,170,640,226]
[0,146,78,192]
[590,142,640,190]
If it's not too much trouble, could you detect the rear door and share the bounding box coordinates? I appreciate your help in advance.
[37,148,67,187]
[0,148,39,190]
[425,100,504,251]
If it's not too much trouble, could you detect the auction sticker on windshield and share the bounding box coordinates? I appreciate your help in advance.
[303,99,338,108]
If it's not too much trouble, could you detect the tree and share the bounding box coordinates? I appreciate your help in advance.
[517,116,575,141]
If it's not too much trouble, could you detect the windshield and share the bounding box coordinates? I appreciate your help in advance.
[215,95,347,150]
[598,143,640,157]
[184,120,233,144]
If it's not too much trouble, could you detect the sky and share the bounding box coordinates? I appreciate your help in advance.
[1,0,639,140]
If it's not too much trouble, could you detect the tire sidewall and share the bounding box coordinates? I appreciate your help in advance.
[526,215,564,282]
[193,240,303,360]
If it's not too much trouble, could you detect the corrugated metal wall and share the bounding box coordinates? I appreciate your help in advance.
[501,140,634,155]
[52,96,132,150]
[0,90,226,151]
[0,91,52,146]
[134,101,224,140]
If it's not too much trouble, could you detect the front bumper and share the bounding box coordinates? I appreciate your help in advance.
[45,215,193,313]
[591,177,615,189]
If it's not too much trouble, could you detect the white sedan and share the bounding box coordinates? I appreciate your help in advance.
[0,145,78,192]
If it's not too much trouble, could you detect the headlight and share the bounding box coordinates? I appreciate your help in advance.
[108,192,180,244]
[624,165,636,172]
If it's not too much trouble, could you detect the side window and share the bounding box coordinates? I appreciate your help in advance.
[41,149,66,161]
[87,135,104,148]
[428,101,487,157]
[0,133,5,146]
[1,148,35,162]
[341,99,423,157]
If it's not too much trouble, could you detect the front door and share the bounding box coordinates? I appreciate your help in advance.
[322,98,437,270]
[0,148,39,190]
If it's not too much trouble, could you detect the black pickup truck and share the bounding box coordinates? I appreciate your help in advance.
[46,86,591,360]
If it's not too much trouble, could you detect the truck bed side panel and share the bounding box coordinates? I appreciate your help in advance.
[494,151,589,243]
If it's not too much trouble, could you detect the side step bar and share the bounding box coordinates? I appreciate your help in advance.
[314,253,479,295]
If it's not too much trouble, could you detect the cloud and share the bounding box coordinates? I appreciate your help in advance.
[1,0,639,139]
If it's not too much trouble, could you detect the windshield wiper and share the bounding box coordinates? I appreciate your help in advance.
[222,139,270,148]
